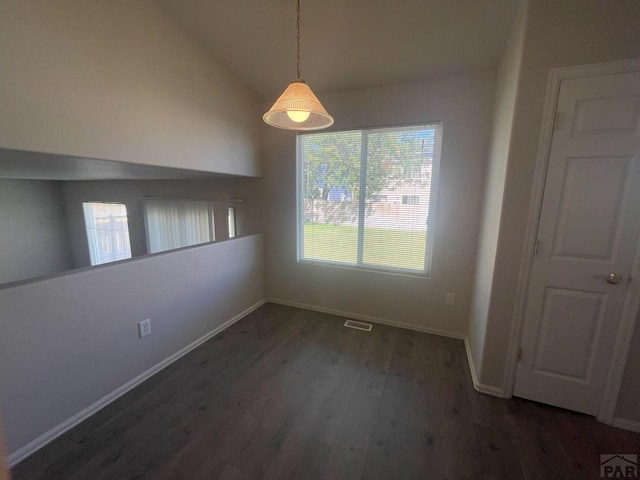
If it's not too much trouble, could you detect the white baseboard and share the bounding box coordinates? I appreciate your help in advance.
[7,298,267,467]
[611,417,640,433]
[268,298,511,398]
[463,337,506,398]
[267,297,466,340]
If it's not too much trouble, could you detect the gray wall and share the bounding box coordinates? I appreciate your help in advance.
[0,234,265,456]
[240,71,494,336]
[0,0,262,177]
[0,180,73,284]
[466,1,527,384]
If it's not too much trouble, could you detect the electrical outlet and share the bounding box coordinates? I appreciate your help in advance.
[138,319,151,338]
[445,293,456,306]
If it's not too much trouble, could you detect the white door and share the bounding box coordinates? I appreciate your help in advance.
[514,71,640,415]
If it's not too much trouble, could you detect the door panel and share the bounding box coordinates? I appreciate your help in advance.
[573,96,640,135]
[514,71,640,415]
[552,156,629,259]
[533,288,605,381]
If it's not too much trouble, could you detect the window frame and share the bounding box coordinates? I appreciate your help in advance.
[82,201,133,266]
[296,122,442,277]
[228,206,237,239]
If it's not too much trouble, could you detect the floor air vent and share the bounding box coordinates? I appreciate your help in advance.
[344,319,373,332]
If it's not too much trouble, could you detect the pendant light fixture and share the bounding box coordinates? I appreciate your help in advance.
[263,0,334,130]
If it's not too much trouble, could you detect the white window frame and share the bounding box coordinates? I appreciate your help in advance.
[296,123,441,276]
[82,201,132,266]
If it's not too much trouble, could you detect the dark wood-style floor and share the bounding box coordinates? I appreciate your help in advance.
[12,303,640,480]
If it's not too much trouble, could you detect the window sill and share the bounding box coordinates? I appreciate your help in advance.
[297,258,431,279]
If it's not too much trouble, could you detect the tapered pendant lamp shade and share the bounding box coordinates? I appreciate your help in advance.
[263,80,334,130]
[263,0,334,131]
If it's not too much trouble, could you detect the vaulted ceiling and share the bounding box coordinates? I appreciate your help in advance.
[155,0,521,100]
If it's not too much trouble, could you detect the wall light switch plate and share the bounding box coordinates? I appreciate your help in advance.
[445,293,456,306]
[138,319,151,338]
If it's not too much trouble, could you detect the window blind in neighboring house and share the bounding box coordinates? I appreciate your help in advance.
[143,199,214,254]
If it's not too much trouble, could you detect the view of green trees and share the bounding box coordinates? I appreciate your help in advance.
[299,125,438,272]
[300,128,435,202]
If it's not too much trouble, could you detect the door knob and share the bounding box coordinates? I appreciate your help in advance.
[606,273,623,284]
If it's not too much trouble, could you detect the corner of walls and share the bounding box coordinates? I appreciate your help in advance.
[463,337,506,397]
[465,0,528,393]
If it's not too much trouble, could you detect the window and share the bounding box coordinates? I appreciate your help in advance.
[228,206,237,239]
[298,124,441,274]
[403,164,422,179]
[143,199,214,254]
[83,202,132,266]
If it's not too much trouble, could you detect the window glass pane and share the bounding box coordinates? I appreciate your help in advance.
[363,127,435,271]
[301,131,362,264]
[228,206,236,239]
[82,202,132,266]
[298,124,440,274]
[144,199,214,254]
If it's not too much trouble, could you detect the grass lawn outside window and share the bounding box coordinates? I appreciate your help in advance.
[303,224,426,271]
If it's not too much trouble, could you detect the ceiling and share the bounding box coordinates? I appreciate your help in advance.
[155,0,520,100]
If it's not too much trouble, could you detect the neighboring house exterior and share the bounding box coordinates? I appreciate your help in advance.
[305,163,432,232]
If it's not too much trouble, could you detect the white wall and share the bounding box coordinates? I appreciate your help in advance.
[0,0,262,177]
[474,0,640,391]
[0,234,265,456]
[244,72,495,335]
[0,179,73,284]
[467,1,527,385]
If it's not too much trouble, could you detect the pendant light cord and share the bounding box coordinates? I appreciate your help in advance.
[296,0,301,80]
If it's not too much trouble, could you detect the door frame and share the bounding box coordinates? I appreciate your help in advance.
[504,58,640,426]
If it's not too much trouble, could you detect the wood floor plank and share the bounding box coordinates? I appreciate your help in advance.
[403,329,444,479]
[360,328,416,480]
[10,303,640,480]
[320,324,396,480]
[218,463,241,480]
